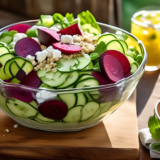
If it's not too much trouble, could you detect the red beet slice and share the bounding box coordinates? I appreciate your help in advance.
[3,79,11,83]
[124,71,131,78]
[38,28,60,47]
[15,37,42,58]
[20,70,42,88]
[91,71,112,85]
[15,69,26,81]
[100,54,124,82]
[52,42,81,54]
[8,24,31,34]
[101,50,131,76]
[4,87,33,103]
[38,100,68,120]
[58,23,83,36]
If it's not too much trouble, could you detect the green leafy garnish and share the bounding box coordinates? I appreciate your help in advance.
[148,115,160,140]
[26,28,38,38]
[65,13,74,23]
[78,10,101,35]
[150,143,160,152]
[90,41,107,60]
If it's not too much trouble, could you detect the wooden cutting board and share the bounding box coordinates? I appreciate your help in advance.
[0,91,139,160]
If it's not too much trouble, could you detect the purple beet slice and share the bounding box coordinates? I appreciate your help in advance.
[20,70,42,88]
[99,54,124,82]
[101,50,131,76]
[124,71,131,78]
[15,69,26,81]
[58,23,83,36]
[15,37,42,58]
[3,79,11,83]
[8,24,31,34]
[52,42,81,54]
[38,28,60,47]
[4,87,33,103]
[0,63,2,68]
[38,100,68,120]
[91,71,113,85]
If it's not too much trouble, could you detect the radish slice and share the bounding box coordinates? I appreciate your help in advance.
[20,71,42,88]
[38,100,68,120]
[8,24,31,34]
[15,37,42,58]
[52,42,81,54]
[100,54,124,82]
[38,28,60,47]
[101,50,131,76]
[58,23,83,36]
[4,87,33,103]
[91,71,112,85]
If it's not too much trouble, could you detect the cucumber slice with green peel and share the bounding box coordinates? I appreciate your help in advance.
[36,113,55,123]
[106,40,125,54]
[90,94,100,101]
[97,33,117,44]
[9,61,20,77]
[34,118,53,124]
[40,71,69,87]
[77,75,95,83]
[6,98,38,118]
[63,106,83,123]
[81,102,99,121]
[99,102,113,115]
[76,93,87,106]
[21,61,33,74]
[39,83,54,90]
[131,62,139,74]
[82,61,93,70]
[59,93,77,109]
[0,43,4,46]
[29,100,38,109]
[0,34,13,44]
[0,46,10,56]
[51,23,63,30]
[37,69,46,77]
[40,15,54,28]
[118,39,128,53]
[84,92,94,102]
[63,85,74,89]
[57,71,79,89]
[78,71,93,76]
[10,78,20,84]
[75,78,99,88]
[126,55,135,65]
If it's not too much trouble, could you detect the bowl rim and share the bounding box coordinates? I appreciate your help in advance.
[154,100,160,120]
[0,20,147,94]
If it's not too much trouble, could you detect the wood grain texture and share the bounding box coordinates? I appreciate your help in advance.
[0,91,139,160]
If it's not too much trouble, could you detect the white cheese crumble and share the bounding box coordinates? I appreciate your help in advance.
[35,46,62,63]
[5,129,9,133]
[61,35,73,44]
[30,25,59,32]
[50,26,60,31]
[26,55,35,62]
[36,90,57,103]
[13,124,18,128]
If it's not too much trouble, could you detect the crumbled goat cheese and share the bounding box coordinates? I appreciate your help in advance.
[36,50,48,63]
[14,124,18,128]
[50,26,60,31]
[61,35,73,44]
[30,25,59,31]
[10,33,27,48]
[5,129,9,133]
[36,90,57,103]
[26,55,35,62]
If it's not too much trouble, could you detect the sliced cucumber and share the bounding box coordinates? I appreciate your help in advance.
[77,75,94,83]
[59,94,77,109]
[75,78,99,88]
[85,92,94,102]
[63,106,83,123]
[40,15,54,28]
[6,98,37,118]
[0,46,10,56]
[90,94,100,101]
[51,23,63,30]
[131,62,139,74]
[57,71,79,89]
[9,61,20,77]
[99,102,113,115]
[81,102,99,121]
[29,100,38,109]
[82,61,93,70]
[21,61,33,74]
[39,83,54,90]
[76,93,87,106]
[10,78,20,84]
[106,40,125,54]
[0,33,13,44]
[97,33,117,44]
[118,39,128,53]
[78,71,93,76]
[35,113,55,123]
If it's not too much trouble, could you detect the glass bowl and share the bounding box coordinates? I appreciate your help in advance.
[0,20,147,132]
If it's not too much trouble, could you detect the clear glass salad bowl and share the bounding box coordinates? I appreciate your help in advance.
[0,20,147,132]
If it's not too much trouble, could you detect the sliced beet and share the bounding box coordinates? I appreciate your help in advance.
[8,24,31,34]
[91,71,112,85]
[58,23,83,36]
[15,37,42,58]
[38,28,60,47]
[20,70,42,88]
[124,71,131,78]
[3,79,11,83]
[0,63,2,68]
[101,50,131,76]
[99,54,124,82]
[52,42,81,54]
[38,100,68,120]
[4,87,33,103]
[15,69,26,81]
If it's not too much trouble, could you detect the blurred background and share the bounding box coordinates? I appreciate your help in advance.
[0,0,160,31]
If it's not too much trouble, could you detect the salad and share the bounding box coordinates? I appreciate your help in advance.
[0,11,143,125]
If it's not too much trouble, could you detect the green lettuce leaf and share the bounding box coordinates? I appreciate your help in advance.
[150,143,160,152]
[148,115,160,140]
[78,10,101,35]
